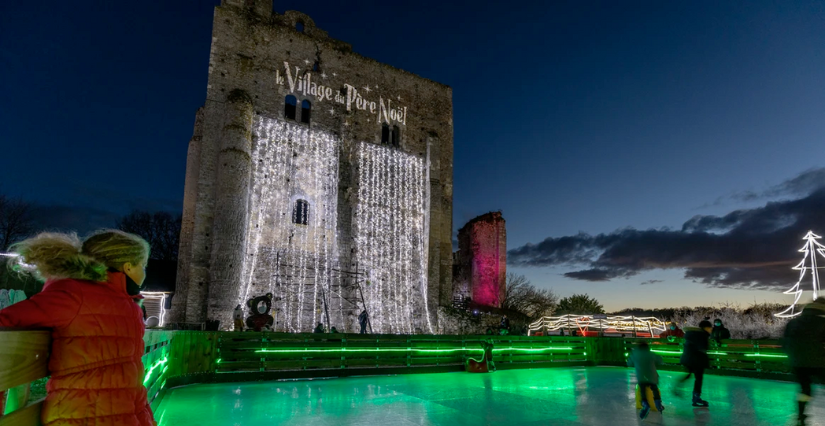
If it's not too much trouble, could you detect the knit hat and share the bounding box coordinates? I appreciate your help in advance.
[698,320,712,329]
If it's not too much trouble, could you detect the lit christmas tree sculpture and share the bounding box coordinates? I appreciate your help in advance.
[776,231,825,318]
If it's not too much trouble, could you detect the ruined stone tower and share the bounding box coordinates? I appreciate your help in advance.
[453,212,507,308]
[170,0,453,333]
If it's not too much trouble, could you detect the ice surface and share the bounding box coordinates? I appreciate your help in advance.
[155,367,813,425]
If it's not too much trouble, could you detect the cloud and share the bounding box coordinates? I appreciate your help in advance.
[640,279,663,285]
[509,170,825,290]
[732,167,825,202]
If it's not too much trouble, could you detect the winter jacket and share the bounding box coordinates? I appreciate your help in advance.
[659,327,685,338]
[0,289,9,310]
[783,304,825,368]
[680,327,710,369]
[627,347,663,384]
[711,323,731,344]
[0,271,155,426]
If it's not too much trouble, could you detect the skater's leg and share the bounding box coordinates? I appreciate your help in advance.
[692,367,709,407]
[795,368,813,421]
[652,384,664,412]
[651,384,662,400]
[693,367,705,396]
[639,383,652,419]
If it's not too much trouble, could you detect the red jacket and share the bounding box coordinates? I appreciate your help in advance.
[0,272,155,426]
[660,327,685,338]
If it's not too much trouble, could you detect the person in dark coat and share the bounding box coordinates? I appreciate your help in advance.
[500,315,510,332]
[711,319,731,345]
[677,320,712,407]
[314,323,325,333]
[358,310,369,334]
[783,297,825,425]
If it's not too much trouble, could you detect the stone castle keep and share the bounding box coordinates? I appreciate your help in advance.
[170,0,454,333]
[453,212,507,308]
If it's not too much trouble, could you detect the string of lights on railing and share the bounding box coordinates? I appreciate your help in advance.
[529,314,668,336]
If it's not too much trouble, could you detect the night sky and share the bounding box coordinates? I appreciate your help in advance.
[2,1,824,311]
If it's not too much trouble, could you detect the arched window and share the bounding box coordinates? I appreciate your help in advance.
[296,22,304,33]
[301,100,311,124]
[285,95,297,120]
[391,125,400,147]
[293,199,309,225]
[381,123,390,144]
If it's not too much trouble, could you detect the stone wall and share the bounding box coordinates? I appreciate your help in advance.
[453,212,507,308]
[171,0,453,330]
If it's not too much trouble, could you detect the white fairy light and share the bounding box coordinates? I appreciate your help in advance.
[235,116,432,334]
[776,231,825,318]
[354,142,431,334]
[528,315,667,335]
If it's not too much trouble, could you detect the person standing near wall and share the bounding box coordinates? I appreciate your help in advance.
[359,309,369,334]
[233,304,244,331]
[0,230,156,426]
[783,297,825,425]
[677,319,712,407]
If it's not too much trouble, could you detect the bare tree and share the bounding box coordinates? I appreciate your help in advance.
[116,210,181,261]
[0,194,35,251]
[502,272,558,319]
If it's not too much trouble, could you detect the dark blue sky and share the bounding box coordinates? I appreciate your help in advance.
[2,1,824,310]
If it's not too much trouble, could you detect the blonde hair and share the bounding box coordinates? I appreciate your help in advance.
[10,229,150,282]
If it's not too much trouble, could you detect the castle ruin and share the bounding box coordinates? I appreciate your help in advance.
[170,0,453,333]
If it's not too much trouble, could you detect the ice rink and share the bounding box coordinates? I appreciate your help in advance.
[154,367,814,425]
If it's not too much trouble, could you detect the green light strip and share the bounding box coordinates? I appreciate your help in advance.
[143,357,168,385]
[254,346,574,354]
[745,353,787,358]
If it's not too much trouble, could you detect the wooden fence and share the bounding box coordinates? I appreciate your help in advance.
[215,333,590,375]
[0,330,798,426]
[621,337,790,379]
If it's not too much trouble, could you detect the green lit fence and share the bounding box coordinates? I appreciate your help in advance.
[0,330,798,426]
[622,337,790,379]
[216,333,589,373]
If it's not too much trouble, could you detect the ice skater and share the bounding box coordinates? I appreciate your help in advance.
[627,341,665,419]
[783,297,825,425]
[676,319,712,407]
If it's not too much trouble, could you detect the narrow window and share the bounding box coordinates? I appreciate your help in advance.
[312,61,320,72]
[285,95,297,120]
[293,200,309,225]
[296,22,304,33]
[381,123,390,144]
[301,100,311,124]
[391,125,400,147]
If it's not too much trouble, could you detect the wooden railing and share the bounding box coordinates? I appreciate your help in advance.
[215,333,590,375]
[0,330,174,426]
[0,330,50,426]
[0,330,796,426]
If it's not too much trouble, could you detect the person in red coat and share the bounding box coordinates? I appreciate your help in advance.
[659,323,685,339]
[0,230,156,426]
